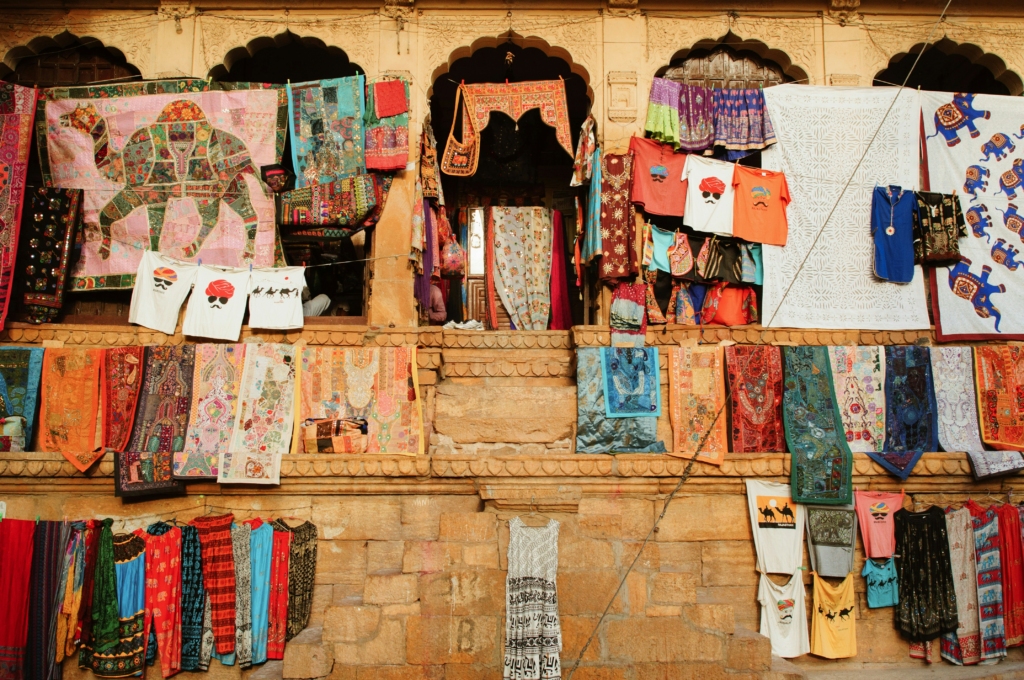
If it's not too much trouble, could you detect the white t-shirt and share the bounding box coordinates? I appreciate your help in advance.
[128,251,198,335]
[182,266,251,341]
[746,479,805,575]
[759,573,810,658]
[248,267,306,330]
[682,155,736,236]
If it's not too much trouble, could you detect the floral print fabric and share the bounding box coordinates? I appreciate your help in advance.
[598,153,638,282]
[827,345,885,453]
[491,207,553,331]
[177,344,246,479]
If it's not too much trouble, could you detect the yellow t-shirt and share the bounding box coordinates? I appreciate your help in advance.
[810,572,857,658]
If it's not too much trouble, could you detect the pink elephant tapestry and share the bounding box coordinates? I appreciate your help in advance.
[923,90,1024,340]
[41,86,284,290]
[0,83,38,329]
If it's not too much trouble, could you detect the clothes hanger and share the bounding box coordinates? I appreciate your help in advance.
[519,496,551,526]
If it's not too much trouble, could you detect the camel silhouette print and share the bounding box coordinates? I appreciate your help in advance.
[760,506,777,523]
[778,502,795,522]
[838,606,853,620]
[825,610,836,623]
[59,99,267,262]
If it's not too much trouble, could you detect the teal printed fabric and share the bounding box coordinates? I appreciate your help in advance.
[601,347,662,418]
[0,347,43,445]
[576,348,665,454]
[287,76,366,187]
[580,148,603,264]
[782,346,853,505]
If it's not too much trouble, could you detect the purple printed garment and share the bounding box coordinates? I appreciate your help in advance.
[678,84,715,152]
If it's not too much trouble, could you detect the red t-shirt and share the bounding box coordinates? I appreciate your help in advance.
[629,136,687,217]
[854,490,904,558]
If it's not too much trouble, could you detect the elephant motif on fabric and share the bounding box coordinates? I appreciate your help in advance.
[998,203,1024,240]
[980,132,1016,162]
[1014,124,1024,140]
[991,238,1023,271]
[927,93,991,147]
[59,100,267,261]
[948,257,1005,331]
[966,204,993,242]
[998,158,1024,199]
[964,164,990,198]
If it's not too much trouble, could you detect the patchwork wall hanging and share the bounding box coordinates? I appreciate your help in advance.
[974,344,1024,450]
[277,173,378,226]
[101,346,144,453]
[724,345,785,453]
[601,346,661,418]
[869,346,937,480]
[39,347,103,466]
[761,85,929,329]
[41,85,284,290]
[177,343,246,479]
[0,83,39,329]
[922,91,1024,340]
[221,343,297,485]
[668,345,727,466]
[782,345,853,505]
[287,76,365,187]
[930,346,987,453]
[827,345,886,453]
[365,78,410,171]
[0,347,44,447]
[575,348,665,454]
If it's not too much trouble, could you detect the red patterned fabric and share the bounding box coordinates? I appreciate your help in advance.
[190,514,236,654]
[725,345,786,453]
[0,518,35,679]
[598,153,638,282]
[997,504,1024,647]
[267,529,291,661]
[102,346,144,452]
[75,520,99,649]
[549,211,572,331]
[461,80,573,157]
[139,526,182,678]
[373,80,408,118]
[975,345,1024,450]
[0,83,37,331]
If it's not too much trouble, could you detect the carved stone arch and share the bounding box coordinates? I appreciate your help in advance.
[658,33,809,85]
[206,30,365,83]
[0,31,141,84]
[873,37,1023,96]
[426,31,594,105]
[645,17,818,86]
[195,14,379,80]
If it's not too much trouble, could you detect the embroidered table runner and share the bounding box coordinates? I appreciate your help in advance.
[868,346,937,480]
[725,345,785,453]
[668,345,727,465]
[177,343,246,479]
[975,344,1024,450]
[0,83,38,329]
[827,345,886,453]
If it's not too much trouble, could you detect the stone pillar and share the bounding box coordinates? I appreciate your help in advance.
[368,168,419,327]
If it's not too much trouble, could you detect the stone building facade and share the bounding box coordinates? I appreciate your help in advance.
[3,0,1024,677]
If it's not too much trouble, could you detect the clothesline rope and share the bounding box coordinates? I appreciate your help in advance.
[566,1,956,676]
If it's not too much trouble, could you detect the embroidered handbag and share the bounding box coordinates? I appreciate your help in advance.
[435,207,466,277]
[302,417,368,454]
[668,231,694,276]
[440,86,481,177]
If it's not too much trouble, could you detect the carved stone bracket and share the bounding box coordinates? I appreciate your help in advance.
[441,348,574,379]
[607,71,638,123]
[828,0,861,26]
[441,330,572,350]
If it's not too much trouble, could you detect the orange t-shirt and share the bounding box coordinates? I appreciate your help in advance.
[732,166,790,246]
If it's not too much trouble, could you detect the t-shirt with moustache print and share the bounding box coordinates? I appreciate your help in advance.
[733,165,791,246]
[682,155,735,237]
[629,136,687,217]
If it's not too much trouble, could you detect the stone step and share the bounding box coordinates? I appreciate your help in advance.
[250,660,284,680]
[796,661,1024,680]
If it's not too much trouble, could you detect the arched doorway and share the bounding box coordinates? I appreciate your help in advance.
[1,33,141,324]
[874,38,1022,95]
[210,33,370,321]
[657,37,806,88]
[429,36,591,328]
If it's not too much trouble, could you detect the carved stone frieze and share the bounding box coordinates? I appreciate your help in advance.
[572,325,951,347]
[442,330,572,350]
[441,348,574,379]
[607,71,638,123]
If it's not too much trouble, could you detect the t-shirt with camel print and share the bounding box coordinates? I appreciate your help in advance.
[746,479,805,575]
[811,572,857,658]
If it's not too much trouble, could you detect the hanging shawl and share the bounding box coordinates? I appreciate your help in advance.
[39,348,103,467]
[781,346,853,505]
[713,88,777,159]
[177,343,246,479]
[0,518,37,678]
[668,345,727,465]
[16,187,82,324]
[179,525,206,671]
[570,115,596,187]
[575,348,665,454]
[75,521,99,657]
[25,520,69,680]
[364,78,410,171]
[868,346,937,480]
[0,346,43,448]
[975,345,1024,450]
[724,345,785,453]
[102,346,144,453]
[117,345,194,497]
[678,83,715,152]
[80,518,118,670]
[966,501,1007,662]
[827,345,886,453]
[287,76,365,186]
[644,77,682,149]
[601,347,661,418]
[420,121,442,199]
[410,176,425,275]
[549,211,573,331]
[490,207,553,331]
[0,83,37,330]
[598,153,638,282]
[580,147,603,265]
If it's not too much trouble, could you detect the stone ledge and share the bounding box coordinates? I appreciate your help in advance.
[0,451,977,479]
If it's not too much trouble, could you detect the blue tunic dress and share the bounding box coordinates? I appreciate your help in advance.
[872,185,918,283]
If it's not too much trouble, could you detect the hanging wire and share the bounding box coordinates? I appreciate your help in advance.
[565,1,956,677]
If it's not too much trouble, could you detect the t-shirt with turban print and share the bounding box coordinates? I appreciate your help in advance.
[682,155,736,236]
[629,136,687,217]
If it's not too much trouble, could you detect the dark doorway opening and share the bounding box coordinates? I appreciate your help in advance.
[874,40,1021,96]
